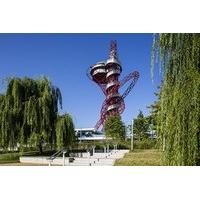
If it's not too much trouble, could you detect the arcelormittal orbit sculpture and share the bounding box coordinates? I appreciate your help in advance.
[87,40,139,130]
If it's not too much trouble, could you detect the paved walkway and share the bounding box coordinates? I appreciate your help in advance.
[20,150,129,166]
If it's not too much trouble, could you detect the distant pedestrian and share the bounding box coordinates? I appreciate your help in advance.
[39,136,45,154]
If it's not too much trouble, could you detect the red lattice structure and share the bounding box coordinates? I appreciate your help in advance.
[87,40,139,130]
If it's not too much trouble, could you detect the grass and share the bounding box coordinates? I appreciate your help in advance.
[114,149,164,166]
[0,163,49,166]
[0,150,56,164]
[0,148,164,166]
[0,152,20,164]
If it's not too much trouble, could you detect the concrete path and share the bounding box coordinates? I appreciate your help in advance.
[20,150,129,166]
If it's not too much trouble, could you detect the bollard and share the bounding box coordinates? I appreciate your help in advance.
[92,146,96,156]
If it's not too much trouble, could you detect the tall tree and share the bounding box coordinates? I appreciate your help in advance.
[133,110,149,140]
[151,33,200,165]
[56,113,75,149]
[104,115,126,142]
[0,77,62,151]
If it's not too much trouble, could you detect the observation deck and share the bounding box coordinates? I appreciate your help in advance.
[90,62,107,84]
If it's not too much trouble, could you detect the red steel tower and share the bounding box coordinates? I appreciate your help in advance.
[87,40,139,130]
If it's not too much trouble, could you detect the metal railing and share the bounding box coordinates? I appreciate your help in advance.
[47,149,67,166]
[46,145,119,166]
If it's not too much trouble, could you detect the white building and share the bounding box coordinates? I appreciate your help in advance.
[75,128,106,141]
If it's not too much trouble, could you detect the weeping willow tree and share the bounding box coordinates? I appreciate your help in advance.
[56,113,75,149]
[0,77,62,151]
[151,34,200,165]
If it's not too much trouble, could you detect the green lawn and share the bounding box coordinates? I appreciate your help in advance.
[0,150,56,164]
[114,149,164,166]
[0,152,20,164]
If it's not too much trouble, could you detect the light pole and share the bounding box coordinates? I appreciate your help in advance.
[63,151,67,166]
[131,119,134,151]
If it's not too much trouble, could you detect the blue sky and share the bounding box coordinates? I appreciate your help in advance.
[0,33,161,128]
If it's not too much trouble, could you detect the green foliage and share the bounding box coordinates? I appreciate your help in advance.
[0,77,62,151]
[110,139,156,150]
[104,115,126,142]
[133,139,157,149]
[133,110,149,140]
[56,113,75,149]
[147,90,161,130]
[116,140,130,149]
[151,33,200,165]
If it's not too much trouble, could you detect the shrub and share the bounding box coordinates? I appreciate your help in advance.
[0,152,20,163]
[133,139,157,149]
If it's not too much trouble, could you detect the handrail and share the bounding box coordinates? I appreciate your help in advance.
[47,147,94,165]
[47,149,66,161]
